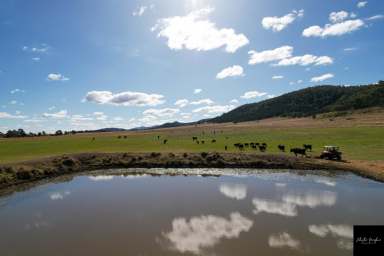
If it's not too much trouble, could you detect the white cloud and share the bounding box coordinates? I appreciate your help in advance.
[22,44,50,53]
[252,198,298,217]
[93,111,107,121]
[229,99,239,104]
[329,11,349,23]
[282,191,336,208]
[0,112,26,119]
[248,46,293,65]
[152,7,249,53]
[357,1,368,8]
[262,9,304,32]
[162,212,253,254]
[89,175,114,181]
[309,224,352,239]
[219,183,247,200]
[216,65,244,79]
[49,191,70,200]
[190,98,214,105]
[310,73,334,82]
[268,232,300,249]
[10,88,25,94]
[303,19,365,38]
[43,110,68,119]
[366,15,384,21]
[32,57,40,62]
[47,73,69,81]
[143,108,180,118]
[309,224,353,250]
[314,178,336,187]
[192,105,235,116]
[174,99,189,108]
[240,91,267,99]
[132,5,152,16]
[275,55,333,66]
[344,47,358,51]
[85,91,165,107]
[194,89,202,94]
[272,75,284,80]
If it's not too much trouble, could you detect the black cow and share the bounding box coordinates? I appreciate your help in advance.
[290,148,306,157]
[259,145,267,152]
[201,140,205,144]
[225,145,228,151]
[278,144,285,152]
[163,139,168,144]
[303,144,312,152]
[211,139,216,143]
[192,136,198,141]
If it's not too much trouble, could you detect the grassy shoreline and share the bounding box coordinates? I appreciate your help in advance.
[1,152,383,190]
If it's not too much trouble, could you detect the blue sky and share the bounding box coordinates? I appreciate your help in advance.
[1,0,383,132]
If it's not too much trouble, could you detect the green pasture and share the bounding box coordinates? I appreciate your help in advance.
[0,126,383,163]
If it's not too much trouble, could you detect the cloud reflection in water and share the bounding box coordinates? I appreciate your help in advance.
[219,183,247,200]
[162,212,253,254]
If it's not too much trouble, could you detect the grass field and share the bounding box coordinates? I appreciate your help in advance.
[1,116,384,164]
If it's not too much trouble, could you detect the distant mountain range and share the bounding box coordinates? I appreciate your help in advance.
[97,81,384,132]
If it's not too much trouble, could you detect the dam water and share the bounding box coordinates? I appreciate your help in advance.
[0,169,383,256]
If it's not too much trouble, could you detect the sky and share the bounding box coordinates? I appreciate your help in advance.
[0,0,383,132]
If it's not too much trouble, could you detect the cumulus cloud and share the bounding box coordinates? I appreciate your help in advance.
[174,99,189,108]
[248,46,293,65]
[143,108,180,118]
[252,198,298,217]
[0,112,27,119]
[262,9,304,32]
[272,75,284,80]
[268,232,301,249]
[219,183,247,200]
[85,91,165,107]
[216,65,244,79]
[152,7,249,53]
[43,110,68,119]
[275,55,333,66]
[357,1,368,8]
[309,224,353,250]
[282,191,337,208]
[190,98,214,106]
[192,105,235,116]
[47,73,69,81]
[240,91,267,99]
[329,11,349,23]
[303,19,365,38]
[162,212,253,254]
[310,73,334,82]
[194,89,202,94]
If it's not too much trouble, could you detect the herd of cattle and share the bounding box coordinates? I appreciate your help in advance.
[156,134,314,157]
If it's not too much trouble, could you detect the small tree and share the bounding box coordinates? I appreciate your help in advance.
[55,130,63,136]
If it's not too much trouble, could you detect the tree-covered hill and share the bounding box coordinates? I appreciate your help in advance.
[211,81,384,123]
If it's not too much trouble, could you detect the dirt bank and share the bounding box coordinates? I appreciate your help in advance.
[0,152,383,190]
